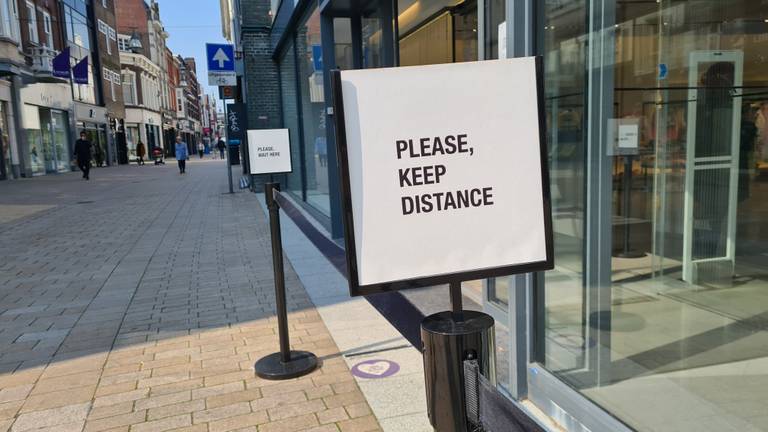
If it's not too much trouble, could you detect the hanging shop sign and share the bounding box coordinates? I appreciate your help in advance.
[247,129,292,175]
[331,57,554,296]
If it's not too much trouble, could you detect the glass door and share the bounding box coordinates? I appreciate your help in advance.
[51,110,69,173]
[39,109,57,173]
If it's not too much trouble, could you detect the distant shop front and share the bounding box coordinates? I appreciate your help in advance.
[19,83,73,177]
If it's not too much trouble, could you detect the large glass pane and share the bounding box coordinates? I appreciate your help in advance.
[536,1,768,431]
[279,41,302,196]
[297,8,330,216]
[535,0,588,374]
[397,0,477,66]
[51,111,69,173]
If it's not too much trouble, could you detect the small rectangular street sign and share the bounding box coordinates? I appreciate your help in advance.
[331,58,553,296]
[247,129,292,175]
[206,43,236,86]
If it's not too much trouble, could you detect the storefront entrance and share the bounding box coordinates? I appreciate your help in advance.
[78,122,108,167]
[25,107,70,176]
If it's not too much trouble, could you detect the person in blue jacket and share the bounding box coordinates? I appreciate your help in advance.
[175,136,188,174]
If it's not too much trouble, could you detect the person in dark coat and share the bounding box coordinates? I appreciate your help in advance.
[136,141,146,165]
[73,131,92,180]
[217,138,226,159]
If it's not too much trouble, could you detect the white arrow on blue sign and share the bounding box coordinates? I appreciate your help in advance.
[206,43,235,72]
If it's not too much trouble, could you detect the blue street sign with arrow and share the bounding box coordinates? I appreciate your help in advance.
[206,43,235,72]
[206,43,236,86]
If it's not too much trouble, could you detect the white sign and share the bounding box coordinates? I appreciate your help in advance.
[208,72,236,87]
[334,58,552,294]
[618,124,639,149]
[247,129,292,175]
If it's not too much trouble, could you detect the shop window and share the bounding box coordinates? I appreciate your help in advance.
[279,40,302,198]
[533,1,768,431]
[296,7,330,216]
[397,0,478,66]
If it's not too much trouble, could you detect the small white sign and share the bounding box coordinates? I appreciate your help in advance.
[618,124,639,149]
[208,71,236,87]
[334,58,552,293]
[247,129,292,175]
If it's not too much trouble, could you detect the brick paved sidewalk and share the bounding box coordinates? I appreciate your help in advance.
[0,162,380,432]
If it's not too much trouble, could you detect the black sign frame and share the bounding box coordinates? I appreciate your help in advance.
[330,57,554,297]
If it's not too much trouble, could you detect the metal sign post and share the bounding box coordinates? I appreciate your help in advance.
[223,102,234,194]
[255,183,318,380]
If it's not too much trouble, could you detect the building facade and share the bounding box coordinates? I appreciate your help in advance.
[228,0,768,431]
[177,56,201,153]
[17,0,74,178]
[116,0,163,160]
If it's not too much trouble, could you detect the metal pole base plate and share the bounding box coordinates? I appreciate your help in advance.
[255,351,318,380]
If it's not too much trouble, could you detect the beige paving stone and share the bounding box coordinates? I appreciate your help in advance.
[149,379,204,396]
[96,381,140,398]
[87,401,136,421]
[336,416,380,432]
[20,385,96,412]
[202,371,253,387]
[330,382,357,396]
[323,392,365,410]
[192,401,251,424]
[30,421,86,432]
[134,391,191,411]
[207,411,269,432]
[0,385,33,404]
[0,419,12,432]
[30,370,100,395]
[257,413,319,432]
[93,388,150,408]
[267,399,326,422]
[11,402,90,431]
[83,410,148,432]
[205,389,261,409]
[190,381,243,400]
[304,425,340,432]
[317,407,349,425]
[344,403,371,419]
[147,399,205,421]
[304,386,333,401]
[259,380,316,398]
[250,391,307,412]
[0,369,45,390]
[138,373,191,389]
[163,425,206,432]
[0,401,23,420]
[129,414,191,432]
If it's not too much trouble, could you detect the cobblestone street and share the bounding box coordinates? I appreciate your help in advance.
[0,161,379,432]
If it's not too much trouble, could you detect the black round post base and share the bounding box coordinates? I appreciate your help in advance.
[255,351,318,380]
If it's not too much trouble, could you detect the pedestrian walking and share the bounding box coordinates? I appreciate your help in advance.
[217,138,226,160]
[136,141,146,165]
[175,136,188,174]
[197,142,205,159]
[73,131,92,180]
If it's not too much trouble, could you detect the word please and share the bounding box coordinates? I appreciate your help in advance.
[396,134,472,159]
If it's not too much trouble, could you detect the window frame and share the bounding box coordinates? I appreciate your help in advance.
[41,10,51,48]
[25,1,38,45]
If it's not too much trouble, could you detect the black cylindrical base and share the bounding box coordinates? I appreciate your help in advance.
[255,351,318,380]
[421,311,495,432]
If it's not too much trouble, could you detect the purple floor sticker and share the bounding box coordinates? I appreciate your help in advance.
[351,359,400,379]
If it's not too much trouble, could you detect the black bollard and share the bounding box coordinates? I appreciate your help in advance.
[255,183,318,380]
